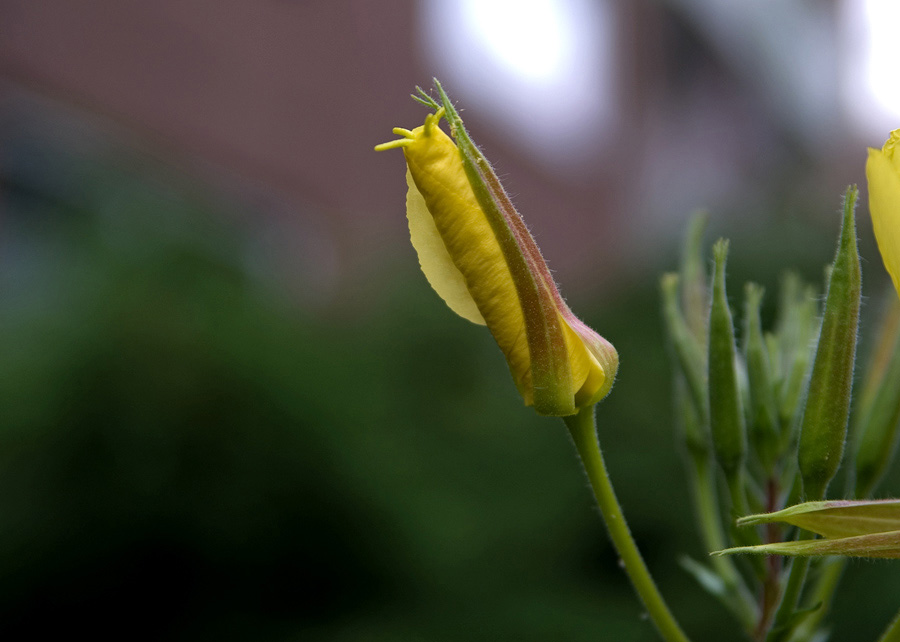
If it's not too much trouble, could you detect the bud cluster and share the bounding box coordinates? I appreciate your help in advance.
[662,188,900,639]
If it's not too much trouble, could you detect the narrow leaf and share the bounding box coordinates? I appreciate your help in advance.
[713,529,900,559]
[736,499,900,538]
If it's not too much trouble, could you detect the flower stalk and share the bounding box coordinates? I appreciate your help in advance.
[564,405,691,642]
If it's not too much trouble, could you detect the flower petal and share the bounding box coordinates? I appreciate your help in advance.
[867,135,900,297]
[405,169,485,325]
[403,121,534,403]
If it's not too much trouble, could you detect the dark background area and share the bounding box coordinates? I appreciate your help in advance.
[1,1,899,640]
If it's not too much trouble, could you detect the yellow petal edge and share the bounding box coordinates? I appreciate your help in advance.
[405,168,486,325]
[867,129,900,297]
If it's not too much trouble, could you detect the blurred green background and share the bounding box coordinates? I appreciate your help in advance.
[3,1,900,640]
[3,103,900,642]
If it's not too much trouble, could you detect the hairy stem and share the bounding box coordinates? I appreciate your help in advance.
[564,405,691,642]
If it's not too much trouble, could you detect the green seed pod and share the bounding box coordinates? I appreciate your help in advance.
[743,283,779,471]
[774,275,819,434]
[708,239,747,478]
[798,186,861,501]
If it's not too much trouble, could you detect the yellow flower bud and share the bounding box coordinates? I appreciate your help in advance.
[867,129,900,297]
[376,85,617,416]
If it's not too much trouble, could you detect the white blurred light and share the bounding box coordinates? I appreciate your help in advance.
[420,0,615,173]
[462,0,570,83]
[843,0,900,136]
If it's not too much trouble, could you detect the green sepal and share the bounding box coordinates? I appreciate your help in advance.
[798,186,861,500]
[432,80,575,416]
[736,499,900,538]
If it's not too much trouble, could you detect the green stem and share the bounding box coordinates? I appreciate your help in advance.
[788,558,845,641]
[689,454,757,631]
[765,550,811,642]
[757,479,785,641]
[878,608,900,642]
[564,405,691,642]
[726,470,766,582]
[767,482,827,641]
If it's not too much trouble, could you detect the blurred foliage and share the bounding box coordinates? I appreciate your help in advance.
[0,117,897,642]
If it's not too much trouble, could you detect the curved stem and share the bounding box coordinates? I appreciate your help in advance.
[564,405,691,642]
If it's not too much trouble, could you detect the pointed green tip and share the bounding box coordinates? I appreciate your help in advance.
[838,185,859,255]
[709,546,754,557]
[844,184,859,211]
[686,210,709,241]
[412,84,440,111]
[712,238,730,265]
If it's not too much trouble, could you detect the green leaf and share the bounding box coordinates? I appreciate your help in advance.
[679,556,727,598]
[713,529,900,559]
[736,499,900,538]
[678,556,758,632]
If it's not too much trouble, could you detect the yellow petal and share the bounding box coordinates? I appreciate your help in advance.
[405,169,486,325]
[562,313,616,407]
[561,316,604,406]
[867,140,900,297]
[403,122,533,402]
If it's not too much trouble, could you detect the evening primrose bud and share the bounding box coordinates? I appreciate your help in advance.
[708,239,747,479]
[680,211,710,340]
[661,273,707,426]
[775,278,819,434]
[376,82,617,416]
[768,273,818,448]
[743,283,779,471]
[798,187,861,501]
